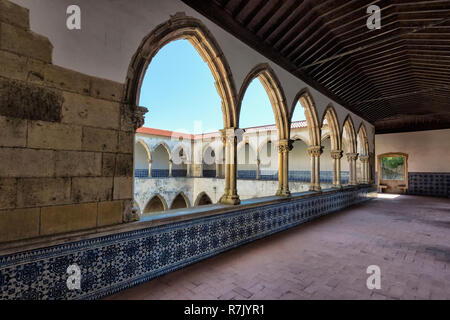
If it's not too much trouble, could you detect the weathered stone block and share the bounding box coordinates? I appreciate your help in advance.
[61,91,120,130]
[0,115,27,147]
[98,201,123,227]
[55,151,102,177]
[41,203,97,236]
[36,64,91,95]
[90,77,123,102]
[0,78,63,122]
[0,148,54,177]
[118,131,134,154]
[0,178,16,209]
[113,177,132,200]
[0,22,52,62]
[82,127,118,152]
[0,208,40,242]
[102,153,116,177]
[28,121,82,150]
[71,177,113,203]
[0,0,30,30]
[115,154,133,177]
[0,50,27,80]
[17,178,71,207]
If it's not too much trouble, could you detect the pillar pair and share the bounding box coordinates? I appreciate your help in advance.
[275,139,292,197]
[330,150,343,188]
[307,145,323,192]
[220,128,240,205]
[359,155,370,184]
[346,153,359,185]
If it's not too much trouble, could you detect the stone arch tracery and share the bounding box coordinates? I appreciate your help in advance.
[144,194,168,214]
[123,13,238,129]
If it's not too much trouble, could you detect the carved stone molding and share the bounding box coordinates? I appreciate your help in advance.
[346,152,359,161]
[330,149,343,160]
[359,155,370,162]
[307,145,324,157]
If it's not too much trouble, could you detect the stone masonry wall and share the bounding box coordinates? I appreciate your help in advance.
[0,0,134,243]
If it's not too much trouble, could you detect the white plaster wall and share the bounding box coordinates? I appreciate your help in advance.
[375,129,450,172]
[134,142,148,170]
[12,0,374,150]
[152,145,169,170]
[289,140,309,171]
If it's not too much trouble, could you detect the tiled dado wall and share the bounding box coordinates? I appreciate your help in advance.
[0,186,375,300]
[375,172,450,198]
[0,0,135,243]
[407,172,450,198]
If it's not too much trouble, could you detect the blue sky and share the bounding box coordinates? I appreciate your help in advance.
[140,40,305,133]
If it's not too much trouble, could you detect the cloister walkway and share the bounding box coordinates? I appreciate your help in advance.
[107,195,450,300]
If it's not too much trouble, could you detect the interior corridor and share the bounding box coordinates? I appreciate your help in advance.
[106,195,450,300]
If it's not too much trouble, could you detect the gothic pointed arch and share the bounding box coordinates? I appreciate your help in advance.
[357,123,369,156]
[136,139,152,162]
[291,88,321,147]
[170,192,190,209]
[195,192,213,206]
[144,194,168,213]
[341,115,357,154]
[237,64,289,140]
[152,142,172,160]
[123,13,238,129]
[320,104,341,151]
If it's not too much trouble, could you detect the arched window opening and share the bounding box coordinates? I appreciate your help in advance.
[172,146,188,177]
[203,146,217,177]
[152,144,170,177]
[144,195,167,214]
[237,142,258,179]
[170,193,189,210]
[196,193,213,206]
[237,75,280,198]
[135,141,150,178]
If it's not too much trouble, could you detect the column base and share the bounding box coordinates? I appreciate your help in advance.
[313,185,322,192]
[220,194,241,205]
[332,184,343,190]
[276,189,291,197]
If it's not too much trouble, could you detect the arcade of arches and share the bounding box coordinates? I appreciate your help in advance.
[0,0,449,301]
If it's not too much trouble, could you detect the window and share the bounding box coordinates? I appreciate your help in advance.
[381,157,405,180]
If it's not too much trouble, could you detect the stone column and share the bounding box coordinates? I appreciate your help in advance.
[276,139,292,197]
[330,150,343,188]
[215,162,221,178]
[220,128,240,205]
[168,159,173,177]
[359,155,370,184]
[147,159,152,178]
[307,145,323,192]
[256,159,261,180]
[186,162,191,177]
[347,153,359,185]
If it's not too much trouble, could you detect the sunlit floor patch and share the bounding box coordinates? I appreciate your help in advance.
[376,193,401,199]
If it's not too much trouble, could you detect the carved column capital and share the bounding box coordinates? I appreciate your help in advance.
[346,152,359,161]
[307,145,323,157]
[123,104,148,131]
[330,149,343,160]
[277,139,292,153]
[359,155,370,162]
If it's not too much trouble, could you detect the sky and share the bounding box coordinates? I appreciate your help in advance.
[139,40,305,134]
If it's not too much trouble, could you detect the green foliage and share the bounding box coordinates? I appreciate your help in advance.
[382,157,404,169]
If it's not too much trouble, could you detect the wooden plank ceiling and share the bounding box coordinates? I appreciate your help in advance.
[182,0,450,133]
